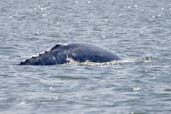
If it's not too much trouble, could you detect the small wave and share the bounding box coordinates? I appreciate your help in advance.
[122,56,153,63]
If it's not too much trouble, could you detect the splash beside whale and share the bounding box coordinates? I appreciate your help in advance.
[19,43,122,65]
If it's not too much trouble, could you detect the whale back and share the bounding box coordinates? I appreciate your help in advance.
[63,43,121,62]
[19,43,121,65]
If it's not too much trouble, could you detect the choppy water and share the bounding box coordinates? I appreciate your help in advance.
[0,0,171,114]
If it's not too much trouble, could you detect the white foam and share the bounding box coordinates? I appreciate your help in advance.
[65,56,153,66]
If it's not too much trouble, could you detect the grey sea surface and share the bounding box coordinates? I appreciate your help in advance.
[0,0,171,114]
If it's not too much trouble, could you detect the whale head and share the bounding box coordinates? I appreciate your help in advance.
[19,51,55,65]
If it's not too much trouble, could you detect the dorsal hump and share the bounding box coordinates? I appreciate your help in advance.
[50,44,63,51]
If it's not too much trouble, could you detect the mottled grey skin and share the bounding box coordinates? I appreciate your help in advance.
[19,43,121,65]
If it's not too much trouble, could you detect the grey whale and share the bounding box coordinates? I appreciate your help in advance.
[19,43,122,65]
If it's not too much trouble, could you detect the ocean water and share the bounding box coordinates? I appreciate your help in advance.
[0,0,171,114]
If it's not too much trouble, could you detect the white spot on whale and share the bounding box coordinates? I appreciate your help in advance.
[52,56,56,61]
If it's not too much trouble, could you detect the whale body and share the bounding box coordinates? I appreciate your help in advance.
[19,43,121,65]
